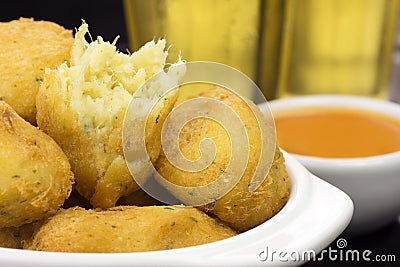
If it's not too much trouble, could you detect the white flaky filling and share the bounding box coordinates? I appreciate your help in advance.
[54,23,184,133]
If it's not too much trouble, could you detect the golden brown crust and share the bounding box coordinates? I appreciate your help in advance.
[0,101,74,228]
[0,18,73,124]
[155,87,290,231]
[26,206,236,252]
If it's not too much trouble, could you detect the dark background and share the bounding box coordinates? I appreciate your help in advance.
[0,1,399,266]
[305,223,400,267]
[0,0,130,50]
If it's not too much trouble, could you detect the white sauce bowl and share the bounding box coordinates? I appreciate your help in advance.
[269,95,400,236]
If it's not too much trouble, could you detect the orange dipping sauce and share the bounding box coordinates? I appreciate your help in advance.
[274,108,400,158]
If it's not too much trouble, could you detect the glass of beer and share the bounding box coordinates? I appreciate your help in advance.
[275,0,399,99]
[123,0,269,99]
[123,0,399,100]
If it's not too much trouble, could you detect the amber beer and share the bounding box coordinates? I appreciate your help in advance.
[123,0,260,79]
[124,0,399,100]
[123,0,264,99]
[276,0,399,98]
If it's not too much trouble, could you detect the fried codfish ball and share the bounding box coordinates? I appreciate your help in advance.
[155,87,290,232]
[0,221,41,249]
[0,18,73,125]
[26,206,236,252]
[0,102,74,228]
[36,23,182,209]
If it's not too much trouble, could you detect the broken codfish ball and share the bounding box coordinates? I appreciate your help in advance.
[155,87,290,232]
[0,101,74,228]
[36,22,183,208]
[26,206,236,252]
[0,17,73,124]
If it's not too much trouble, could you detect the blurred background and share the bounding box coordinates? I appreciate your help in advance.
[2,0,399,103]
[124,0,400,102]
[0,0,399,266]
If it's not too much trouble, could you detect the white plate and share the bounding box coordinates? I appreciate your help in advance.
[0,152,353,267]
